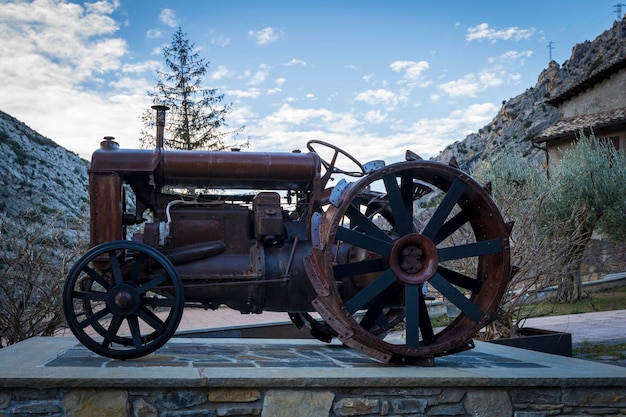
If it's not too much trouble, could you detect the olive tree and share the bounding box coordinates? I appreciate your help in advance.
[472,153,585,338]
[546,132,626,302]
[476,131,626,319]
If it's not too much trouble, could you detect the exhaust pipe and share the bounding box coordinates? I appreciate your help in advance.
[152,105,169,149]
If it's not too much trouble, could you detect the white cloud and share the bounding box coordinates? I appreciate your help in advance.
[248,27,283,46]
[390,60,429,81]
[246,65,270,85]
[227,88,263,99]
[488,50,534,65]
[208,29,230,47]
[0,0,150,158]
[266,78,286,95]
[122,61,160,74]
[438,71,504,97]
[286,58,306,66]
[354,89,405,107]
[261,104,357,129]
[211,65,233,80]
[467,23,536,43]
[364,110,387,124]
[159,8,178,27]
[146,29,162,39]
[86,0,118,14]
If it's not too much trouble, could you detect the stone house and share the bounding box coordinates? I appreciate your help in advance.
[534,55,626,172]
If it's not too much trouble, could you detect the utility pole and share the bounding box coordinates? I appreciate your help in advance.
[547,41,555,61]
[614,3,626,20]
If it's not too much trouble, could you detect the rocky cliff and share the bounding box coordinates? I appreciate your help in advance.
[436,17,626,172]
[0,110,89,234]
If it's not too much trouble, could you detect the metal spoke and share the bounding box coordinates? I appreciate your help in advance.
[345,204,392,242]
[142,296,177,308]
[72,290,107,302]
[109,250,124,286]
[400,172,415,223]
[127,316,144,350]
[421,178,467,239]
[405,284,420,348]
[333,258,386,279]
[345,269,397,314]
[78,307,110,329]
[137,308,167,333]
[438,239,503,262]
[437,266,482,293]
[82,265,111,290]
[429,272,484,322]
[375,311,391,331]
[129,252,147,284]
[383,174,413,236]
[136,274,170,294]
[336,226,393,257]
[432,210,470,244]
[358,284,395,331]
[102,315,123,348]
[418,288,435,344]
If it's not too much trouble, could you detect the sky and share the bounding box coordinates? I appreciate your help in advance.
[0,1,620,164]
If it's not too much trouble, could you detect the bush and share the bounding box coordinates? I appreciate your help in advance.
[0,211,87,347]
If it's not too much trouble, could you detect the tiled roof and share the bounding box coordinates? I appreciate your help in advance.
[534,107,626,143]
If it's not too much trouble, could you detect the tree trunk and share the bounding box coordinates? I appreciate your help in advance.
[556,221,594,302]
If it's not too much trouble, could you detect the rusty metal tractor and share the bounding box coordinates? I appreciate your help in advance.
[62,106,511,365]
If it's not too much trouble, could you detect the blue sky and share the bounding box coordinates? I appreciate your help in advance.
[0,1,619,163]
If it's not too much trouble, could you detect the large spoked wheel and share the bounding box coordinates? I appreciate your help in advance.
[310,160,510,363]
[63,240,184,360]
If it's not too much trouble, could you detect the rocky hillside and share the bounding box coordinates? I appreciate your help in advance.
[436,17,626,171]
[0,110,89,235]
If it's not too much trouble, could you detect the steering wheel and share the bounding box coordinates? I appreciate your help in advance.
[307,140,366,187]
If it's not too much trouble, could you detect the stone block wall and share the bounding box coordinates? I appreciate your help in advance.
[581,239,626,282]
[2,386,626,416]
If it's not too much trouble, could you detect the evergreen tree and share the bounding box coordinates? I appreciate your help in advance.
[140,27,244,150]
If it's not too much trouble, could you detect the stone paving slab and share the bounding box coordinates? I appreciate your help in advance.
[523,309,626,345]
[1,337,625,389]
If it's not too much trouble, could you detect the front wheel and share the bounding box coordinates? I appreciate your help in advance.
[63,240,184,359]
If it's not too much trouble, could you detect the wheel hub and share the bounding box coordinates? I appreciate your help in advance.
[107,284,140,317]
[115,291,134,309]
[390,233,438,285]
[399,245,424,274]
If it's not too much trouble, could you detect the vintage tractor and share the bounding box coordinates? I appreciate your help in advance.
[62,106,511,365]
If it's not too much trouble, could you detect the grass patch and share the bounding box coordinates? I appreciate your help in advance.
[520,285,626,318]
[574,341,626,362]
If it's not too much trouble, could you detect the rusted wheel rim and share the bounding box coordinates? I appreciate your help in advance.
[311,160,510,363]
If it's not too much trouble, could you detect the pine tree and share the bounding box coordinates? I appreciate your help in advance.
[140,27,244,150]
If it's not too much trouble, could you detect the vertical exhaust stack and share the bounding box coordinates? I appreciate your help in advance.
[152,105,169,150]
